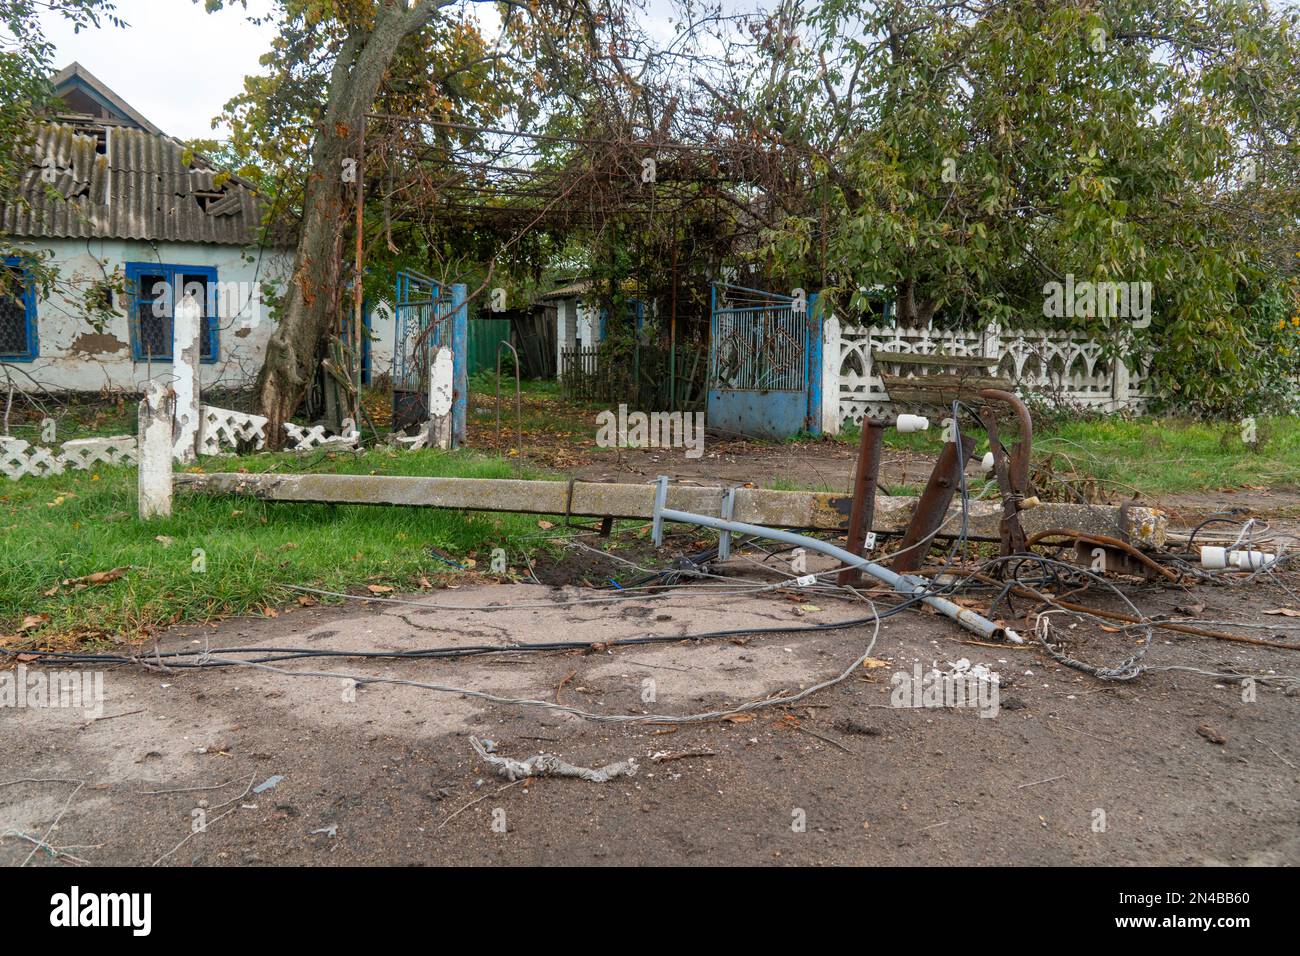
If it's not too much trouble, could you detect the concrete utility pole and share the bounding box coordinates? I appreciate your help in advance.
[172,292,203,464]
[138,382,176,519]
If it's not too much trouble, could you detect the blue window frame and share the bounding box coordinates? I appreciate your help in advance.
[125,262,219,363]
[0,256,39,361]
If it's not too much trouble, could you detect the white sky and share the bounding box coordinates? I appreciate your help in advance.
[39,0,279,140]
[36,0,721,141]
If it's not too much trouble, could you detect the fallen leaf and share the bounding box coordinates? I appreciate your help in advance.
[1196,724,1227,745]
[537,520,554,530]
[19,613,50,633]
[366,584,395,594]
[59,567,128,590]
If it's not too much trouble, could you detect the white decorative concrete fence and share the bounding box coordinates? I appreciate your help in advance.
[0,434,138,480]
[834,321,1151,426]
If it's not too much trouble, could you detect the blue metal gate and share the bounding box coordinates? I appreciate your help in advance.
[393,270,467,442]
[708,283,822,439]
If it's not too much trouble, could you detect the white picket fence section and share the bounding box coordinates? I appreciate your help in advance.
[0,405,360,481]
[0,434,139,480]
[834,320,1151,425]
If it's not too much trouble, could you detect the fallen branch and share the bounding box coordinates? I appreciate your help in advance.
[470,737,637,783]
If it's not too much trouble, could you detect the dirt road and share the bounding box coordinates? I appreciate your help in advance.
[3,552,1297,866]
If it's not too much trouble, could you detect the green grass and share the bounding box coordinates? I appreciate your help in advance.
[838,415,1300,496]
[0,445,565,645]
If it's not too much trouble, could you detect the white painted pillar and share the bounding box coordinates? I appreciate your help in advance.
[821,314,841,436]
[172,292,203,463]
[138,381,175,519]
[1111,353,1131,411]
[557,298,579,379]
[429,346,454,450]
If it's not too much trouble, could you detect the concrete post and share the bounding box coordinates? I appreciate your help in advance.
[821,313,841,436]
[429,346,454,450]
[172,291,202,463]
[450,283,467,445]
[138,381,175,519]
[1111,353,1131,411]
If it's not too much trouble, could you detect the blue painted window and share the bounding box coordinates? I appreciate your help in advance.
[0,256,39,361]
[125,263,219,363]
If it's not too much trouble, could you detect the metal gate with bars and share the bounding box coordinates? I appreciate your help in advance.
[392,270,467,440]
[707,283,822,439]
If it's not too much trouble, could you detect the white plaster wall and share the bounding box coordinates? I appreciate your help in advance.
[10,238,293,393]
[368,297,396,383]
[554,299,575,378]
[576,301,599,346]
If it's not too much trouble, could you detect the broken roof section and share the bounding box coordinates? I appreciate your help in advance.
[49,62,163,135]
[0,63,276,247]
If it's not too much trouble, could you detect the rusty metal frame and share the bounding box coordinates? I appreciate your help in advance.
[977,388,1033,560]
[838,418,886,585]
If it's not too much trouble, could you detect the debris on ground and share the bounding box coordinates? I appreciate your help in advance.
[470,737,638,782]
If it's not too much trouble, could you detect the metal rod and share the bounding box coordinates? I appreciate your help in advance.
[656,506,1021,643]
[495,340,523,469]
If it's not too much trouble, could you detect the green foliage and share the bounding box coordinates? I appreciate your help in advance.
[755,0,1300,416]
[0,444,563,643]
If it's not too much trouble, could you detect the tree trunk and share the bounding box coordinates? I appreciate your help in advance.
[256,1,445,444]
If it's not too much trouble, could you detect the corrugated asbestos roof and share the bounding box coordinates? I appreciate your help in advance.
[1,122,270,246]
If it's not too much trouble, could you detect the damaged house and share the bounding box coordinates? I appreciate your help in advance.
[0,63,293,393]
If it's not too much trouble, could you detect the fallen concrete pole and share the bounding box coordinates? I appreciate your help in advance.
[174,472,1167,547]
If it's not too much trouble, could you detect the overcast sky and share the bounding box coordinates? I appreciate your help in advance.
[38,0,282,140]
[36,0,710,141]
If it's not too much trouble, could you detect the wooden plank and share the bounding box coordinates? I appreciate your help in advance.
[880,373,1014,406]
[872,351,997,368]
[174,472,1167,547]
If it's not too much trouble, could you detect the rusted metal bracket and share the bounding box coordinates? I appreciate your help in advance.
[890,431,980,572]
[838,418,886,585]
[977,388,1033,561]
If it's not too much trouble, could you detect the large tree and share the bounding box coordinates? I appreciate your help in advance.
[741,0,1300,415]
[216,0,592,440]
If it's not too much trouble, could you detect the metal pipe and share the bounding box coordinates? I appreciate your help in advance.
[657,506,1022,643]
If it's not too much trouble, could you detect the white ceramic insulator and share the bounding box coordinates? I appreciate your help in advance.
[1200,546,1227,570]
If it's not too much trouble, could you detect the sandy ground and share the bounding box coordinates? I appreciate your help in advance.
[3,549,1298,867]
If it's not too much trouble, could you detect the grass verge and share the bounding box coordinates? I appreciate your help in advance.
[840,414,1300,497]
[0,445,564,646]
